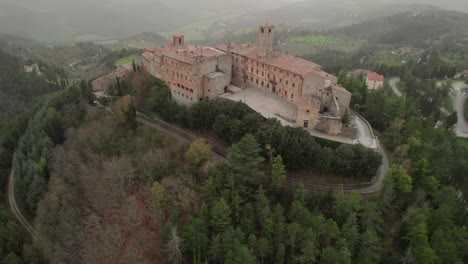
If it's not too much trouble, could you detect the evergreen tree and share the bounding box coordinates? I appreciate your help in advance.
[227,134,264,195]
[209,198,231,234]
[270,155,286,192]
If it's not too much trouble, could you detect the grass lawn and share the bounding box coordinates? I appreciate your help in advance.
[115,56,141,65]
[288,35,340,46]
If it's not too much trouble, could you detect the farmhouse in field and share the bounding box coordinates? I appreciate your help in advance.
[366,72,385,90]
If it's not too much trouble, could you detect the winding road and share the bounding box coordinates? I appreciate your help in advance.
[389,77,403,97]
[450,82,468,138]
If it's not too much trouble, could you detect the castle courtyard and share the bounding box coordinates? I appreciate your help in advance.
[221,86,297,126]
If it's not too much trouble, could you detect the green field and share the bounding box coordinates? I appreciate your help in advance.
[301,18,321,24]
[30,29,110,44]
[183,31,206,41]
[161,11,244,42]
[288,35,340,46]
[234,27,256,36]
[74,34,108,42]
[373,50,421,67]
[31,29,77,44]
[94,39,119,45]
[115,56,141,65]
[338,18,353,27]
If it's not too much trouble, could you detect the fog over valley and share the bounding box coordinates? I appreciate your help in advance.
[0,0,467,42]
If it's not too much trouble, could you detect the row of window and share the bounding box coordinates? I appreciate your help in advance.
[172,89,194,101]
[173,82,194,93]
[246,75,297,89]
[168,69,193,83]
[245,59,298,77]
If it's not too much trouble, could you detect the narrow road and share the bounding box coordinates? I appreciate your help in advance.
[389,77,403,97]
[450,82,468,138]
[7,169,39,240]
[136,111,390,194]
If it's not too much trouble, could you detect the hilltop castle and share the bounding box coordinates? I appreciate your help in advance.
[140,25,351,135]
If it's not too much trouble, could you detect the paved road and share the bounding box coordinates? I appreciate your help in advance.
[450,82,468,138]
[7,169,39,240]
[389,77,403,97]
[354,115,378,148]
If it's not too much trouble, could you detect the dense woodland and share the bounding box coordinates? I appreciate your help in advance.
[0,47,69,125]
[0,8,467,263]
[29,91,467,263]
[0,81,93,262]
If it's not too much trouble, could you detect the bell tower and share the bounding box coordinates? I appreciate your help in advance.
[172,34,184,47]
[258,24,274,58]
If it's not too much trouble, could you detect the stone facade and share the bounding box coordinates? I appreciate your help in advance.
[92,63,136,92]
[141,24,352,135]
[142,35,231,106]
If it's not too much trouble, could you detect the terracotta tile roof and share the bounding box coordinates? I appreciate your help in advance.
[146,44,226,65]
[330,84,352,95]
[229,43,324,77]
[367,72,384,82]
[142,52,155,61]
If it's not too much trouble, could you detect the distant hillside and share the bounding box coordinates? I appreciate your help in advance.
[0,1,193,43]
[0,47,67,124]
[333,9,468,47]
[236,1,438,30]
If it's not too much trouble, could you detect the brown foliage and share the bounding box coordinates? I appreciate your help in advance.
[34,113,195,263]
[113,95,133,123]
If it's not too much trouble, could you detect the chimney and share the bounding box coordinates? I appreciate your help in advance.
[258,24,274,58]
[173,34,184,46]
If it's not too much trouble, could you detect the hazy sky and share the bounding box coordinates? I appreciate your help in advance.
[0,0,467,41]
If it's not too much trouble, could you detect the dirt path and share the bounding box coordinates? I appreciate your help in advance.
[7,169,39,240]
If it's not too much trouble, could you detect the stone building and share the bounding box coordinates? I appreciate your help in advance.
[142,35,231,105]
[141,24,352,135]
[92,63,135,92]
[366,72,385,90]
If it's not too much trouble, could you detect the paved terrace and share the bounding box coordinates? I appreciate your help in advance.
[222,86,377,148]
[222,87,297,126]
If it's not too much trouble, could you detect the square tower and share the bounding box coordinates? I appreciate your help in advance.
[258,24,274,57]
[173,34,184,46]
